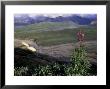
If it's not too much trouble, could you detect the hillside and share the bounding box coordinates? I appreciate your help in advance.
[15,24,96,46]
[15,21,79,31]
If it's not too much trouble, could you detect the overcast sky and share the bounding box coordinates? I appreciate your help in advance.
[15,14,96,18]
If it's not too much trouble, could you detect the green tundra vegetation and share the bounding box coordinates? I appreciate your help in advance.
[14,23,97,46]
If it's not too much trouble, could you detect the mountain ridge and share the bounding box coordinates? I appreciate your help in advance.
[14,14,97,27]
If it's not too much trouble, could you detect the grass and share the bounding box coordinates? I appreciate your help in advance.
[15,21,78,32]
[15,27,96,46]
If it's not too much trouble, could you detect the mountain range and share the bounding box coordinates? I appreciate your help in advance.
[14,14,97,27]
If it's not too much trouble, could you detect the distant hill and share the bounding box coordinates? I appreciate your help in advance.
[15,21,80,32]
[14,14,97,27]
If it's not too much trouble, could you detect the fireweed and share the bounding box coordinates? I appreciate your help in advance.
[69,45,91,76]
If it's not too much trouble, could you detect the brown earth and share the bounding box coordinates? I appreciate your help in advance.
[14,39,97,64]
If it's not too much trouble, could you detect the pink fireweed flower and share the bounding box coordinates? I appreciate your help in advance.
[77,29,85,47]
[77,30,85,42]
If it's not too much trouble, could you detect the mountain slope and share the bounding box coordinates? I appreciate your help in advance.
[15,21,79,32]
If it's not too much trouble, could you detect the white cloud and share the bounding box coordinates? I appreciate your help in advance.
[28,14,38,17]
[78,14,87,17]
[28,14,73,18]
[78,14,96,18]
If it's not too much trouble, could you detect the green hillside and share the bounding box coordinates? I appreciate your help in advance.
[15,21,79,32]
[15,22,96,46]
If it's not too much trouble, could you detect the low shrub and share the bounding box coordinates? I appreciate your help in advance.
[14,46,91,76]
[69,46,91,75]
[14,66,28,76]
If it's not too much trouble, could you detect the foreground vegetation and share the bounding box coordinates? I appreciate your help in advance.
[14,46,93,76]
